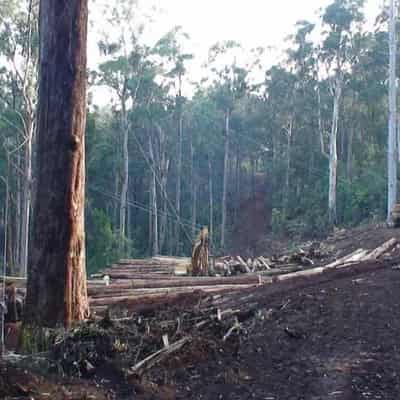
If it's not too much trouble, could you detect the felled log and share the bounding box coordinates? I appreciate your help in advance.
[237,256,250,272]
[118,257,189,265]
[322,248,366,270]
[258,257,271,270]
[89,284,254,306]
[90,290,209,316]
[362,238,397,260]
[88,275,261,295]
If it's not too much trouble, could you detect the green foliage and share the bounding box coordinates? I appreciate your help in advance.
[86,207,136,275]
[0,0,394,266]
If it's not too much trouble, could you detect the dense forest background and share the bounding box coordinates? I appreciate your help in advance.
[0,0,394,274]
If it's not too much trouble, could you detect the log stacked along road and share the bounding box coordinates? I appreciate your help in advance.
[2,238,399,318]
[87,238,400,315]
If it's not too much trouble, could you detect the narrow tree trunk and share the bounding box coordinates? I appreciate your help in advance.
[20,119,34,277]
[221,109,230,250]
[174,87,183,255]
[24,0,89,328]
[328,81,341,226]
[119,97,129,243]
[15,148,21,274]
[317,84,328,159]
[156,123,169,254]
[388,0,397,221]
[191,175,197,240]
[347,125,354,181]
[285,119,293,212]
[190,130,196,239]
[149,135,159,256]
[208,157,214,253]
[234,148,240,225]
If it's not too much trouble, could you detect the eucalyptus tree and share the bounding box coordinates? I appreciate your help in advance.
[320,0,366,225]
[25,0,89,328]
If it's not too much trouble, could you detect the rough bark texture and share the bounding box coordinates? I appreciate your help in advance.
[24,0,89,328]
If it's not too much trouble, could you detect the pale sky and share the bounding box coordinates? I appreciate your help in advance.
[151,0,382,50]
[88,0,385,101]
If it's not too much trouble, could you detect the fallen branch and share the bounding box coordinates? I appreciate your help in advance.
[363,238,397,261]
[130,336,192,374]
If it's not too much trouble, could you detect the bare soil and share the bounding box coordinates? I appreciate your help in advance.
[2,224,400,400]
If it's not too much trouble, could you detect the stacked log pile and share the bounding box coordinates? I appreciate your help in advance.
[88,238,400,315]
[89,256,262,315]
[2,238,399,319]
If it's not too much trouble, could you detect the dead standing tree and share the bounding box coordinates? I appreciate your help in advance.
[24,0,89,328]
[190,227,209,276]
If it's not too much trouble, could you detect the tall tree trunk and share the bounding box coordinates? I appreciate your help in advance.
[388,0,397,221]
[221,108,230,250]
[174,84,183,255]
[156,124,169,254]
[328,81,342,226]
[191,175,197,240]
[15,148,21,274]
[149,135,159,256]
[190,130,196,239]
[234,147,240,225]
[119,97,129,244]
[285,119,293,212]
[208,157,214,253]
[20,119,34,277]
[347,125,354,181]
[317,84,328,159]
[24,0,89,328]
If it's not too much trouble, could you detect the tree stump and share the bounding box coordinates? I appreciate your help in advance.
[190,228,209,276]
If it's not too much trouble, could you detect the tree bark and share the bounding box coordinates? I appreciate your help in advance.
[388,0,397,222]
[221,108,230,250]
[20,119,34,277]
[24,0,89,328]
[208,157,214,251]
[328,80,341,226]
[119,94,129,243]
[149,134,159,256]
[190,130,197,239]
[174,86,183,255]
[15,147,21,274]
[347,125,354,181]
[285,118,293,212]
[155,123,169,253]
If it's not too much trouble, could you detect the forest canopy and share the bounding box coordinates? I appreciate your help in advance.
[0,0,393,275]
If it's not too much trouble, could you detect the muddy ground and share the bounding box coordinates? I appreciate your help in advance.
[2,224,400,400]
[168,267,400,400]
